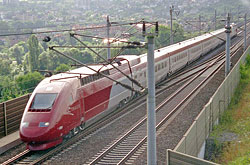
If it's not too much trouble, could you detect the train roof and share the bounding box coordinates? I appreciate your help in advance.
[138,28,225,62]
[40,27,226,85]
[39,55,140,85]
[159,28,224,55]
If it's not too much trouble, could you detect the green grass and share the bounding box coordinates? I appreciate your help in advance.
[210,54,250,165]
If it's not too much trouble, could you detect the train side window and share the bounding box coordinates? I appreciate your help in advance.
[90,76,93,82]
[80,78,84,86]
[93,74,97,81]
[98,74,101,79]
[102,70,110,75]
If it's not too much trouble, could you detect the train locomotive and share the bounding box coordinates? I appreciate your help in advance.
[20,26,237,150]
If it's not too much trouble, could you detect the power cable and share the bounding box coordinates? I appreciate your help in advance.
[175,18,226,42]
[49,47,142,93]
[0,21,142,37]
[70,33,145,90]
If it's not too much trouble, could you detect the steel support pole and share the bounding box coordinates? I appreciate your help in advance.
[170,5,174,45]
[225,13,231,76]
[107,16,111,59]
[244,13,247,51]
[238,6,240,24]
[147,36,157,165]
[199,15,201,35]
[214,10,217,30]
[3,102,7,136]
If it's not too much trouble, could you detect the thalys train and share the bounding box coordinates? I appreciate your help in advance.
[20,26,237,150]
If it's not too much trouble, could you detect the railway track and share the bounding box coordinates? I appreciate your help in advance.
[86,37,245,164]
[2,28,248,165]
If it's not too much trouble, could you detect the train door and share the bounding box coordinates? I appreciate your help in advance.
[68,93,79,125]
[79,89,85,124]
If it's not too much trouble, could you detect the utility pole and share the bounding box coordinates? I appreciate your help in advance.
[244,13,247,51]
[199,15,201,35]
[107,15,111,59]
[225,13,231,76]
[214,10,217,30]
[238,6,240,24]
[170,5,174,45]
[143,21,158,165]
[147,35,157,165]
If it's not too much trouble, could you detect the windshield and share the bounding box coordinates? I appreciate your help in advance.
[30,93,58,109]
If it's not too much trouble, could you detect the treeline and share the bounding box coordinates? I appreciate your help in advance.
[0,23,190,103]
[0,33,97,102]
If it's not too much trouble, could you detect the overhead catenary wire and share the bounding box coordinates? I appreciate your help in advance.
[171,10,228,41]
[112,19,145,41]
[175,17,226,42]
[2,20,153,97]
[69,33,143,46]
[49,46,142,93]
[70,33,145,90]
[0,21,143,37]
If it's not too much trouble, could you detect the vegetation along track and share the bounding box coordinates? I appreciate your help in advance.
[2,28,248,165]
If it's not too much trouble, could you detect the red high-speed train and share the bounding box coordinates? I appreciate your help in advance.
[20,26,237,150]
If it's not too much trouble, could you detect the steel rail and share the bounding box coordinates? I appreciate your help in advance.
[1,149,30,165]
[88,39,243,164]
[117,45,242,165]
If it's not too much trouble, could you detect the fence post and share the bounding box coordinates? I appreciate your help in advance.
[3,102,7,136]
[209,103,213,133]
[195,120,198,156]
[166,150,170,165]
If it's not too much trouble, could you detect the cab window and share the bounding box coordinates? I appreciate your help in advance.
[31,93,57,109]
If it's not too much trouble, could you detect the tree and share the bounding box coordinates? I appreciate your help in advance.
[80,50,94,64]
[28,35,40,72]
[38,51,50,70]
[0,76,18,102]
[17,41,29,53]
[173,22,186,43]
[10,44,24,65]
[48,50,60,70]
[0,59,11,76]
[150,23,186,49]
[16,72,44,92]
[62,48,94,64]
[55,64,70,73]
[0,53,11,76]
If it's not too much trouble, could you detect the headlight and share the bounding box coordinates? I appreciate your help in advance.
[39,122,50,127]
[21,122,29,128]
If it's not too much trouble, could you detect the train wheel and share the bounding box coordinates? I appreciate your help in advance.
[118,100,125,108]
[65,130,73,139]
[73,127,79,135]
[79,123,85,131]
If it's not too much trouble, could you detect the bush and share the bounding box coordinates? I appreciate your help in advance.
[16,71,44,92]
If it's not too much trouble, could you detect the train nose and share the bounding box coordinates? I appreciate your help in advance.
[20,121,51,142]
